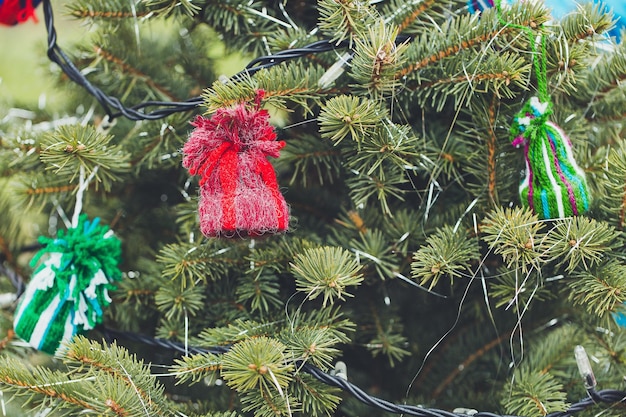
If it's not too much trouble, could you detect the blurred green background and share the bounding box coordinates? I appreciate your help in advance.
[0,0,80,106]
[0,0,248,110]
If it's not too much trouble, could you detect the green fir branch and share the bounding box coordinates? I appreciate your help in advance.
[318,95,386,146]
[346,165,409,216]
[291,246,364,307]
[317,0,377,46]
[348,228,400,280]
[154,280,206,320]
[221,337,293,392]
[489,267,555,310]
[290,373,342,417]
[66,0,153,21]
[196,320,281,348]
[567,259,626,318]
[397,3,550,79]
[411,224,480,289]
[157,240,243,286]
[349,21,409,98]
[559,2,616,42]
[598,138,626,227]
[141,0,201,17]
[503,370,569,417]
[236,271,283,314]
[172,351,222,385]
[276,134,343,187]
[281,327,341,371]
[203,64,329,115]
[482,207,548,273]
[40,125,130,191]
[379,0,460,34]
[544,216,623,273]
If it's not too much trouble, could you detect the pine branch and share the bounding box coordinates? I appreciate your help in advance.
[92,44,181,102]
[482,207,548,273]
[396,3,550,79]
[290,373,341,417]
[157,240,245,286]
[431,329,513,399]
[568,259,626,319]
[172,351,222,385]
[63,337,172,416]
[407,49,530,111]
[204,63,329,114]
[155,279,206,320]
[544,217,623,273]
[347,228,401,280]
[221,336,293,392]
[349,21,409,98]
[317,0,377,46]
[364,301,410,366]
[141,0,201,17]
[40,125,130,191]
[0,359,95,411]
[599,138,626,228]
[504,370,569,417]
[575,39,626,121]
[318,95,386,146]
[489,266,555,310]
[11,173,78,210]
[276,134,343,187]
[379,0,440,33]
[559,2,617,43]
[125,114,189,169]
[291,246,364,307]
[0,337,176,416]
[411,224,480,289]
[66,0,152,21]
[236,271,283,314]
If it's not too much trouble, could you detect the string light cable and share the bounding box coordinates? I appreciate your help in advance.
[98,326,626,417]
[41,0,350,121]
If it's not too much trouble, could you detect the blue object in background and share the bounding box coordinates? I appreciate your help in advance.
[469,0,624,42]
[614,309,626,327]
[550,0,623,41]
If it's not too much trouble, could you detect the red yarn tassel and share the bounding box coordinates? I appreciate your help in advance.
[183,90,289,237]
[0,0,40,26]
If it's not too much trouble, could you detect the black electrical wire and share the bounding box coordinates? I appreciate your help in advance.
[98,326,626,417]
[41,0,350,121]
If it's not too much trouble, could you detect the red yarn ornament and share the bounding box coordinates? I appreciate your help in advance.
[0,0,40,26]
[183,90,289,238]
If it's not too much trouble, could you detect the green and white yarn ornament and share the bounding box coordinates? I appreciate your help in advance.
[13,215,121,354]
[510,97,590,219]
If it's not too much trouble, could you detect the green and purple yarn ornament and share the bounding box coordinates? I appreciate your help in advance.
[510,97,590,219]
[13,215,121,354]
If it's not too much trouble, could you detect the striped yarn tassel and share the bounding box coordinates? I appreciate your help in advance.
[510,97,590,219]
[13,215,122,354]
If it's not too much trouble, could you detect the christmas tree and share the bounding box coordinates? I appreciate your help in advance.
[1,0,626,416]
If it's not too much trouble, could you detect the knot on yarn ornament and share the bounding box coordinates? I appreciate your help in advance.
[510,97,590,219]
[13,215,122,354]
[183,90,289,237]
[0,0,41,26]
